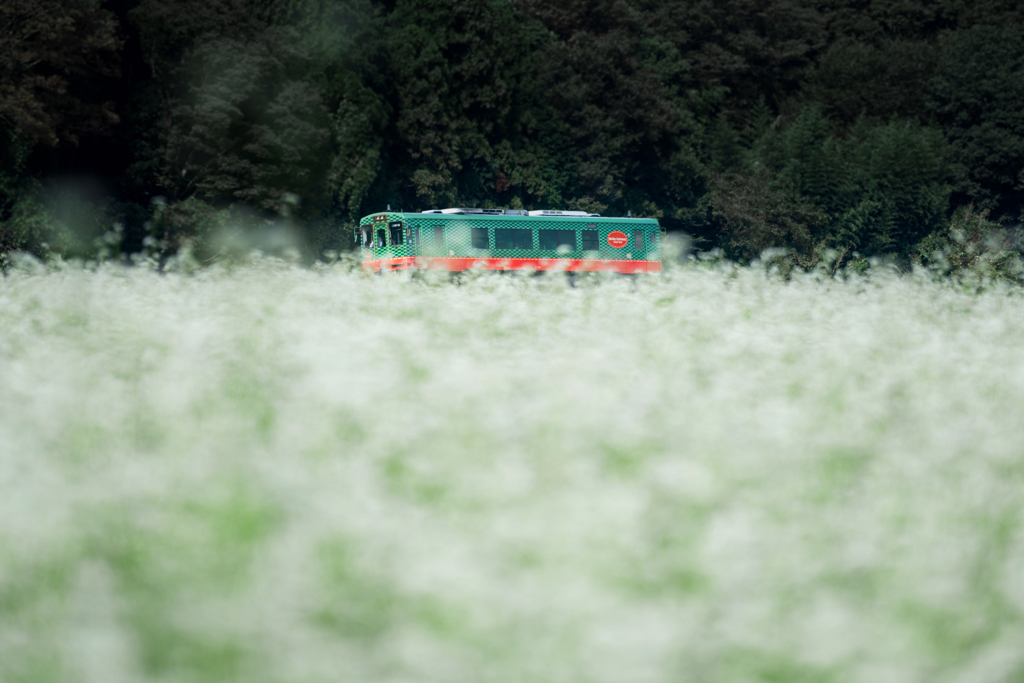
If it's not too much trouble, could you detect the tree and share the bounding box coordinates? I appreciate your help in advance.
[0,0,121,147]
[710,166,824,263]
[644,0,827,117]
[383,0,547,207]
[129,0,331,220]
[513,0,706,220]
[714,105,950,262]
[260,0,394,218]
[802,39,939,127]
[0,0,120,260]
[927,25,1024,221]
[158,34,330,214]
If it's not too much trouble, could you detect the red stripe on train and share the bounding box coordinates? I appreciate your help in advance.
[362,256,662,274]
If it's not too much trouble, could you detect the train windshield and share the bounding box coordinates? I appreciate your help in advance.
[389,222,404,245]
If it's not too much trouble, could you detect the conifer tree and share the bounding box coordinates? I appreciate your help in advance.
[928,25,1024,221]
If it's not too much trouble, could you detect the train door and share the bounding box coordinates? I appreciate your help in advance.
[407,225,420,254]
[633,229,646,260]
[421,224,445,257]
[435,225,452,257]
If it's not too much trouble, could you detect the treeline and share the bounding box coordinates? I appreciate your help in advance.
[2,0,1023,269]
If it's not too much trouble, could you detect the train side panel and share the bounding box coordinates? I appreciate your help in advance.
[359,213,661,274]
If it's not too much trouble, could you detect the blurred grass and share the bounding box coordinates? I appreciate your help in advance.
[1,259,1024,682]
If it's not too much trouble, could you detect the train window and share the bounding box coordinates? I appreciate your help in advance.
[634,230,644,250]
[409,227,420,246]
[494,229,532,249]
[539,230,576,250]
[360,226,370,247]
[539,230,556,250]
[471,227,489,249]
[389,222,404,245]
[494,228,514,249]
[376,228,386,248]
[434,226,443,247]
[581,229,598,250]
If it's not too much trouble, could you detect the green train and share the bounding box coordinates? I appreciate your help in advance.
[358,208,662,274]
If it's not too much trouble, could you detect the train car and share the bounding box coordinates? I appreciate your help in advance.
[358,208,662,274]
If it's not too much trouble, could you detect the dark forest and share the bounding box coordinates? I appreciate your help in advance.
[2,0,1023,270]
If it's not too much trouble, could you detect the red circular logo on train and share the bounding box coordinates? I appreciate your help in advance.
[607,231,628,248]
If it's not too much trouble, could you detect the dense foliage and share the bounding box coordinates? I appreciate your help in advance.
[1,0,1023,267]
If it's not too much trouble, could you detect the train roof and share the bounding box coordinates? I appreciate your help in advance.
[422,208,597,217]
[367,208,658,222]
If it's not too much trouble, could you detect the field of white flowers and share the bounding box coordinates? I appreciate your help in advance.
[1,256,1023,683]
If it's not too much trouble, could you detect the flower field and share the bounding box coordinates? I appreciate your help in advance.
[2,259,1023,683]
